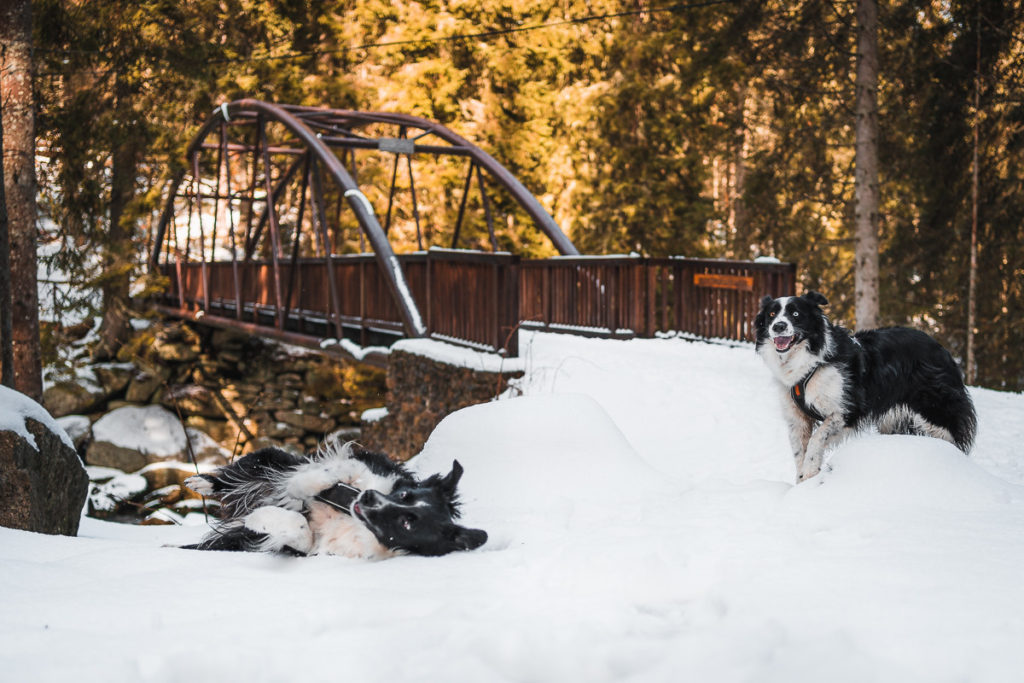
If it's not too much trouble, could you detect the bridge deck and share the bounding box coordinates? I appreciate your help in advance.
[152,100,795,362]
[156,251,795,361]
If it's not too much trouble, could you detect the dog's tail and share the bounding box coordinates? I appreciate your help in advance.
[952,394,978,455]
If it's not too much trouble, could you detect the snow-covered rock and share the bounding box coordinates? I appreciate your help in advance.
[55,414,92,451]
[88,472,148,516]
[86,405,188,471]
[0,385,88,535]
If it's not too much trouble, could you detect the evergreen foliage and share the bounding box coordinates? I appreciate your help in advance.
[30,0,1024,390]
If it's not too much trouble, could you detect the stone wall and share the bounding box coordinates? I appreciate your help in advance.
[44,321,387,459]
[360,348,524,460]
[41,320,386,523]
[40,319,521,522]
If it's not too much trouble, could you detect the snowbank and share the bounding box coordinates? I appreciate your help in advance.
[415,393,673,549]
[3,331,1024,682]
[784,434,1022,515]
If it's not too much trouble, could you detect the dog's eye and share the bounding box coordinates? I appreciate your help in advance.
[792,311,799,317]
[399,491,413,502]
[400,515,416,530]
[769,311,776,318]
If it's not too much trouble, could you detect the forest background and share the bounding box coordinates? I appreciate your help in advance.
[21,0,1024,391]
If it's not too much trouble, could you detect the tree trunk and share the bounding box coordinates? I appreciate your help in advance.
[731,81,750,259]
[92,79,136,361]
[0,107,13,388]
[853,0,880,330]
[0,0,42,401]
[966,12,981,386]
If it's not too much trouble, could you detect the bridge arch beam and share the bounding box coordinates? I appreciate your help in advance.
[151,99,577,340]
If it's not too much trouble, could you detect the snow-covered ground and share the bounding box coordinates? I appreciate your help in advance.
[3,331,1024,682]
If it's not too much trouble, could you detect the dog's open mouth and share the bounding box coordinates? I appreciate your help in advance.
[773,335,797,352]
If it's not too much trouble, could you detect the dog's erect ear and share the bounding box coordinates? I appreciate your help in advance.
[440,460,464,496]
[451,526,487,551]
[756,295,774,329]
[803,291,828,307]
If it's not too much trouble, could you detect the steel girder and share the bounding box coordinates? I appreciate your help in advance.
[150,99,578,339]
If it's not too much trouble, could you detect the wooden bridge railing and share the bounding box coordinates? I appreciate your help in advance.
[518,256,796,342]
[157,252,795,361]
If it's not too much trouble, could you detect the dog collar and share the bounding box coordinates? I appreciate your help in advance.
[314,481,361,515]
[791,365,826,422]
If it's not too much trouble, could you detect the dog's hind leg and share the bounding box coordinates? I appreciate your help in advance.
[877,405,957,446]
[184,507,313,555]
[799,414,851,482]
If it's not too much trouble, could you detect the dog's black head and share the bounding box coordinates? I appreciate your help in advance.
[351,460,487,556]
[755,291,829,355]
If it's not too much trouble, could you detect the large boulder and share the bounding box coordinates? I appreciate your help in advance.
[0,386,89,535]
[86,405,189,472]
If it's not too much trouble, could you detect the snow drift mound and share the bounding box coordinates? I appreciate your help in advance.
[411,394,673,545]
[784,434,1023,516]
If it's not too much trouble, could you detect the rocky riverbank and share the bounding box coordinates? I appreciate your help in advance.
[42,319,386,524]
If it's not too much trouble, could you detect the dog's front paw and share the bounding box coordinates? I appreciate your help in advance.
[285,466,337,502]
[797,461,822,482]
[185,474,215,496]
[244,506,313,555]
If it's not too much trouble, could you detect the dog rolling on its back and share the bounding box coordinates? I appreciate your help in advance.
[184,437,487,559]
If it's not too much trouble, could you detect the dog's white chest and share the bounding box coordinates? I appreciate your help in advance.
[802,365,846,417]
[307,503,395,560]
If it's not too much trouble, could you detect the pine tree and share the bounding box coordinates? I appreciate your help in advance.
[0,0,43,401]
[853,0,880,329]
[0,107,12,387]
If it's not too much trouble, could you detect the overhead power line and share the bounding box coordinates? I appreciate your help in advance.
[231,0,737,64]
[39,0,737,67]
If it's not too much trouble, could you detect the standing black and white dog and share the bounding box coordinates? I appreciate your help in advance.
[184,436,487,559]
[755,292,976,481]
